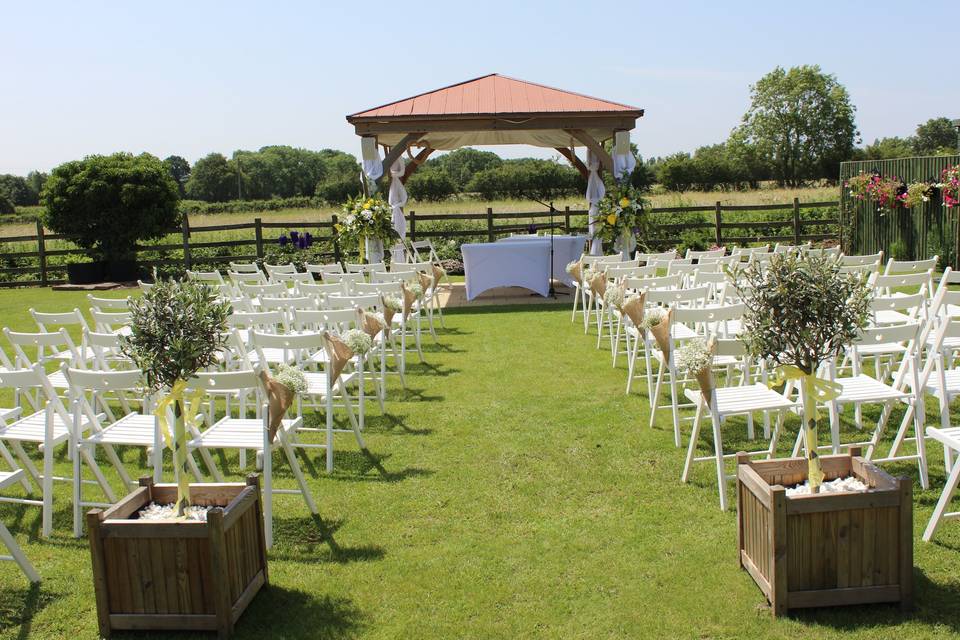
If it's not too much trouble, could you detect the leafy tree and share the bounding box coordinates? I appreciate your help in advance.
[234,146,328,199]
[185,153,238,202]
[26,171,48,201]
[406,168,456,201]
[655,153,698,192]
[736,65,858,186]
[0,192,14,215]
[163,155,191,196]
[427,149,502,190]
[0,174,36,206]
[467,159,580,201]
[913,117,958,155]
[863,137,915,160]
[725,132,773,189]
[42,152,180,260]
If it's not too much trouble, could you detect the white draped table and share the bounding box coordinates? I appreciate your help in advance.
[461,235,586,300]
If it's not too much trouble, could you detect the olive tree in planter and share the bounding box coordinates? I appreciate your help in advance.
[86,277,269,638]
[41,152,180,283]
[732,253,914,615]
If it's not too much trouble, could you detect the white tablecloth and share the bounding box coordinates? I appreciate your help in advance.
[461,241,552,300]
[498,235,585,287]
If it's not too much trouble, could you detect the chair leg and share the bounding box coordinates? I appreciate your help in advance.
[711,412,728,510]
[682,400,705,482]
[42,412,53,539]
[0,523,39,583]
[922,453,960,541]
[73,438,83,539]
[280,437,317,514]
[0,443,31,493]
[649,363,664,429]
[668,365,682,448]
[263,438,273,550]
[571,284,580,322]
[325,391,334,474]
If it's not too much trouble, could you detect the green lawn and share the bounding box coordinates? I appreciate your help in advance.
[0,288,958,639]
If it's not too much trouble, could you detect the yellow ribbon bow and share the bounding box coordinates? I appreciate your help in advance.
[154,379,203,513]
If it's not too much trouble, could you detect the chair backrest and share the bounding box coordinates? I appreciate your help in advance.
[305,262,344,276]
[297,281,344,299]
[137,280,154,292]
[606,265,657,280]
[870,270,934,295]
[81,330,128,370]
[884,256,938,275]
[625,274,683,291]
[91,309,132,332]
[270,271,314,286]
[698,255,740,268]
[870,293,925,315]
[712,337,748,359]
[672,304,745,334]
[651,257,692,270]
[691,270,727,288]
[186,270,225,285]
[636,250,678,264]
[840,252,883,267]
[228,270,269,287]
[228,261,261,273]
[65,367,144,393]
[188,368,264,394]
[321,272,365,286]
[346,262,385,274]
[645,286,710,307]
[259,296,317,312]
[667,262,699,277]
[730,245,770,258]
[4,327,78,366]
[352,282,399,297]
[0,364,69,421]
[240,282,288,299]
[87,295,130,311]
[320,308,360,332]
[30,308,89,333]
[263,263,297,277]
[325,294,380,311]
[774,242,811,254]
[804,246,841,258]
[250,330,322,367]
[597,254,626,265]
[685,248,726,260]
[369,270,407,284]
[410,240,440,263]
[227,310,286,331]
[852,323,921,364]
[839,263,880,276]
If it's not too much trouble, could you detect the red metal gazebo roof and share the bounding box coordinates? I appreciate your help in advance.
[347,74,643,120]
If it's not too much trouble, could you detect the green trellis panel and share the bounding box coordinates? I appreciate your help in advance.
[840,155,960,267]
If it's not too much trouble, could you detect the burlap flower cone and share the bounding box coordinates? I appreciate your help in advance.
[258,369,295,444]
[400,281,417,321]
[589,270,607,297]
[322,331,355,385]
[379,294,396,337]
[417,270,433,294]
[569,258,583,284]
[622,291,646,327]
[648,307,674,360]
[356,307,383,339]
[694,338,717,408]
[431,264,445,289]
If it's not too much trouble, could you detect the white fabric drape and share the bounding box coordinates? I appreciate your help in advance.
[361,136,383,183]
[388,158,408,264]
[586,150,605,255]
[612,130,637,181]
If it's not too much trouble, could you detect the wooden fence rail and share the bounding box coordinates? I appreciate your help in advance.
[0,200,839,287]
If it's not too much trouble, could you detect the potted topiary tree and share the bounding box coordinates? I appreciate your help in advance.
[86,276,269,638]
[41,152,180,283]
[731,252,914,615]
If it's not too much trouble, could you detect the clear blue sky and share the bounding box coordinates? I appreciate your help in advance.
[1,0,955,175]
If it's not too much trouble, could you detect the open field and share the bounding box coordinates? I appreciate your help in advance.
[2,186,838,237]
[0,289,957,639]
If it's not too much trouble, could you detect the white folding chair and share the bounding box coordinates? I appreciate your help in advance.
[90,310,132,335]
[305,262,344,278]
[0,470,40,583]
[228,261,261,273]
[186,368,315,548]
[681,338,797,510]
[923,425,960,541]
[186,270,225,286]
[264,263,297,280]
[884,256,938,276]
[86,294,130,311]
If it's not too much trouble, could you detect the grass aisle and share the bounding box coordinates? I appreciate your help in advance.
[0,293,958,638]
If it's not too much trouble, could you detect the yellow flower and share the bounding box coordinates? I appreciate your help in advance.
[606,214,617,225]
[619,197,631,208]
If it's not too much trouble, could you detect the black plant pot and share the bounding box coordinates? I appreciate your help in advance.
[106,259,140,282]
[66,261,105,285]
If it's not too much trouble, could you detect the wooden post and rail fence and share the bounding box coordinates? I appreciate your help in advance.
[0,199,841,287]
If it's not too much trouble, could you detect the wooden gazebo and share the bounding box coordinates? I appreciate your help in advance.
[346,74,644,184]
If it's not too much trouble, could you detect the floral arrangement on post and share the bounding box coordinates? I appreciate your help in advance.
[277,230,314,250]
[845,171,902,212]
[899,181,934,209]
[732,253,871,493]
[120,275,231,516]
[594,183,650,248]
[940,165,960,208]
[336,195,398,262]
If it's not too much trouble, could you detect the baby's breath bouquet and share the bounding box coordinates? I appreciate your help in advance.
[343,328,373,356]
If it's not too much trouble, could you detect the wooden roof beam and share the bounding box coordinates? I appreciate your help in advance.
[375,133,422,189]
[401,146,434,184]
[566,129,613,174]
[554,147,588,179]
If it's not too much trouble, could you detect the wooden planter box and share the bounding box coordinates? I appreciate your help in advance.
[736,449,913,617]
[87,476,269,638]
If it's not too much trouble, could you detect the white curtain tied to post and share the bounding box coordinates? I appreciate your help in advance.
[612,131,637,260]
[585,149,605,256]
[361,136,383,188]
[388,158,408,264]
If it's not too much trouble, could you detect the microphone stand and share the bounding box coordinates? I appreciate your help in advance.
[525,194,565,299]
